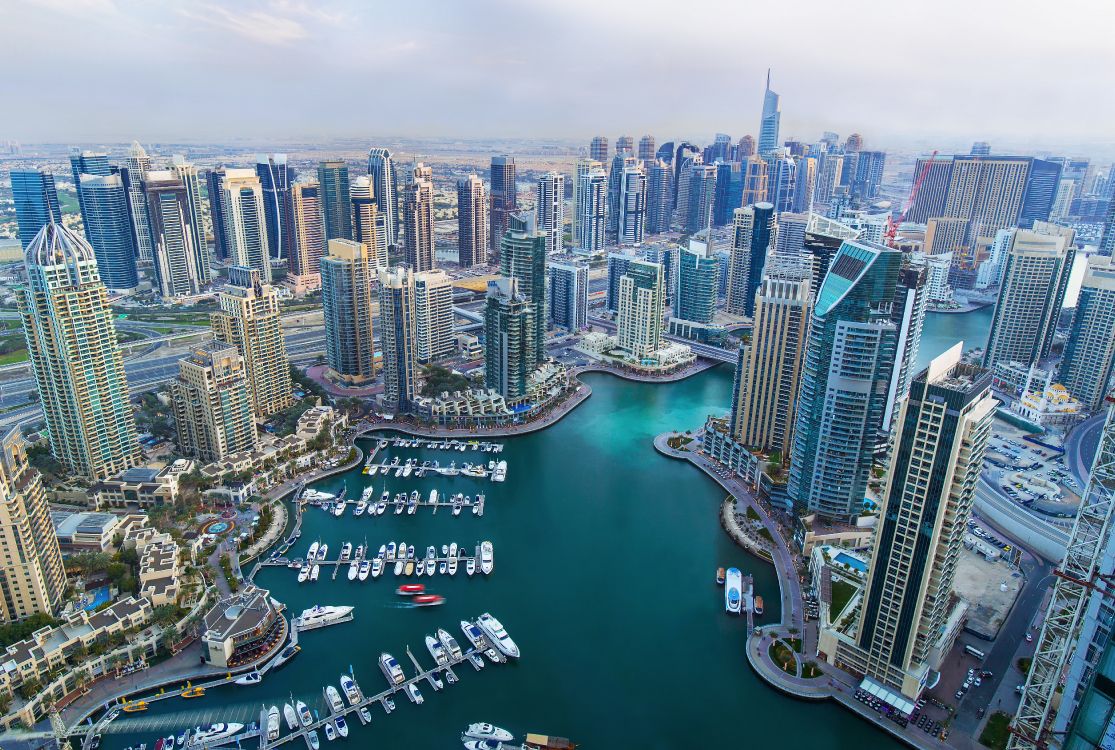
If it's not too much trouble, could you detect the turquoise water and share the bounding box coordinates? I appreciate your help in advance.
[833,553,867,573]
[100,367,900,749]
[916,307,994,372]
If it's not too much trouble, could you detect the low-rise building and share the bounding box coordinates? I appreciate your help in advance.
[795,513,875,557]
[51,511,125,553]
[414,362,571,428]
[201,587,283,668]
[92,460,196,509]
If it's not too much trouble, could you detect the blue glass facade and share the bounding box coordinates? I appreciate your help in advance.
[77,174,139,289]
[11,170,60,250]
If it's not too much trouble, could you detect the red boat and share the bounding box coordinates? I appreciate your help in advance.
[397,584,425,596]
[412,594,445,607]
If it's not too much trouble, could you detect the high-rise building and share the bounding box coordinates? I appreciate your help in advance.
[484,277,538,400]
[645,160,674,235]
[378,267,419,411]
[813,153,843,207]
[616,135,634,154]
[767,151,797,213]
[676,240,719,324]
[350,176,389,270]
[829,346,994,700]
[758,69,781,156]
[69,150,111,220]
[574,161,607,252]
[617,260,664,358]
[320,239,377,385]
[18,224,140,480]
[548,258,589,332]
[713,161,744,226]
[121,141,154,262]
[1019,158,1063,228]
[685,165,717,234]
[608,153,637,242]
[77,173,139,290]
[1050,179,1076,222]
[11,170,60,250]
[290,181,326,280]
[741,155,769,206]
[367,148,399,247]
[220,169,271,281]
[1099,199,1115,257]
[618,162,648,246]
[885,264,929,429]
[792,156,818,213]
[211,267,294,419]
[402,163,435,272]
[983,222,1076,371]
[788,240,901,519]
[728,203,775,317]
[143,169,208,297]
[924,217,969,256]
[728,254,812,454]
[317,160,352,241]
[672,145,701,211]
[737,135,756,159]
[606,251,634,312]
[171,342,258,463]
[589,136,609,165]
[943,155,1034,245]
[0,429,66,621]
[1059,255,1115,412]
[457,174,489,268]
[256,154,295,263]
[499,213,547,363]
[206,167,231,260]
[489,155,518,261]
[640,242,680,307]
[849,151,886,200]
[536,172,565,255]
[905,157,954,224]
[414,270,454,364]
[971,141,991,156]
[638,135,656,162]
[773,211,808,258]
[845,133,863,152]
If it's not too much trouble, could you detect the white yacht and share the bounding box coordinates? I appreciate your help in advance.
[324,722,336,742]
[370,558,382,578]
[463,741,504,750]
[233,670,261,686]
[297,700,313,726]
[266,707,280,741]
[283,703,299,731]
[307,541,319,560]
[429,489,439,506]
[340,542,352,561]
[438,628,463,659]
[334,716,349,738]
[439,561,447,575]
[491,460,507,482]
[347,562,359,581]
[448,544,459,575]
[188,723,244,747]
[353,500,367,517]
[293,605,354,630]
[460,620,486,650]
[340,675,361,705]
[463,724,514,742]
[405,683,424,704]
[480,541,494,575]
[425,634,449,665]
[416,559,427,577]
[310,564,321,581]
[358,706,372,725]
[297,565,310,583]
[379,653,405,685]
[325,685,344,713]
[357,560,370,581]
[308,730,320,750]
[466,557,476,576]
[317,543,329,560]
[477,613,519,658]
[386,542,396,560]
[332,502,345,517]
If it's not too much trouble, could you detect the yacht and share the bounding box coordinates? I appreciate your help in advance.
[323,722,336,742]
[448,544,459,575]
[310,564,320,581]
[358,560,371,581]
[361,485,375,503]
[266,707,280,741]
[378,543,387,559]
[394,496,405,514]
[297,565,310,583]
[379,653,405,685]
[463,741,504,750]
[468,652,485,669]
[393,556,405,576]
[283,704,299,730]
[405,683,424,704]
[297,701,313,726]
[317,543,329,561]
[233,671,261,686]
[358,707,372,725]
[466,557,476,576]
[462,463,486,478]
[452,498,462,516]
[725,567,742,615]
[370,557,382,578]
[381,697,395,714]
[340,675,361,705]
[405,558,415,576]
[477,613,519,658]
[347,562,359,581]
[442,462,460,477]
[340,543,352,561]
[438,628,463,659]
[492,461,507,482]
[325,685,344,713]
[307,730,320,750]
[332,502,345,517]
[354,500,367,517]
[416,559,427,576]
[188,724,244,747]
[407,494,418,515]
[480,541,494,575]
[293,605,354,629]
[426,545,437,561]
[460,620,486,650]
[442,544,449,556]
[472,500,481,516]
[463,724,514,742]
[307,541,320,560]
[439,561,447,575]
[426,634,449,665]
[429,489,438,506]
[386,542,397,560]
[334,716,349,738]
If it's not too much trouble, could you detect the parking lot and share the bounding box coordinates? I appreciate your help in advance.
[984,424,1082,520]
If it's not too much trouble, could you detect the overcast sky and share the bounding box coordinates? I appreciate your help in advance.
[4,0,1113,154]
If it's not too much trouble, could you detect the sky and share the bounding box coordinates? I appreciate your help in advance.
[3,0,1114,154]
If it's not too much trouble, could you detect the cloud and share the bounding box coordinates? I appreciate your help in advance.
[178,3,310,45]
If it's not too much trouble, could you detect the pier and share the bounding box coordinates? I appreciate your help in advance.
[379,437,505,453]
[258,545,491,582]
[361,461,503,482]
[312,493,487,517]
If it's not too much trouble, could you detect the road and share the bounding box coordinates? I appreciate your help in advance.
[1065,411,1106,488]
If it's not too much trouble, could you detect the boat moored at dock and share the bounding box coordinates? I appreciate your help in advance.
[380,653,405,685]
[477,613,519,658]
[725,568,742,615]
[293,605,355,630]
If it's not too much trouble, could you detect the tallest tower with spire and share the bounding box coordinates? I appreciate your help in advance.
[758,69,781,156]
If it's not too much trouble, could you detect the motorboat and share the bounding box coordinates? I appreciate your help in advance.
[293,605,354,629]
[379,653,405,685]
[323,722,336,742]
[463,741,504,750]
[381,697,395,714]
[188,723,244,747]
[405,683,424,704]
[439,561,447,575]
[318,543,329,560]
[716,567,726,585]
[297,565,310,583]
[429,489,438,506]
[176,730,188,747]
[426,545,437,560]
[492,460,507,482]
[394,496,405,514]
[378,544,387,559]
[755,595,765,616]
[452,498,462,516]
[234,670,261,686]
[308,541,319,560]
[472,500,481,516]
[386,542,397,560]
[375,497,387,515]
[310,564,321,581]
[442,544,449,555]
[407,494,418,515]
[308,730,320,750]
[283,703,299,730]
[332,502,345,518]
[334,716,349,738]
[461,463,486,478]
[359,707,372,725]
[340,674,362,705]
[358,560,371,581]
[480,541,494,575]
[354,500,367,517]
[340,543,353,561]
[725,567,742,615]
[266,706,280,741]
[398,583,425,595]
[347,561,359,581]
[477,613,519,658]
[426,634,449,665]
[466,557,476,576]
[181,686,205,699]
[393,557,405,576]
[442,462,460,477]
[416,559,427,576]
[461,620,486,649]
[463,724,514,742]
[325,685,344,713]
[484,648,502,663]
[297,701,313,726]
[405,559,415,576]
[413,594,444,607]
[468,652,485,669]
[448,544,459,575]
[370,558,382,578]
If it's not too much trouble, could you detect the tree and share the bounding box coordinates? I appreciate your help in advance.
[420,365,469,397]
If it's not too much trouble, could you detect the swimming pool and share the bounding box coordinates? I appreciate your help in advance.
[81,586,111,611]
[834,552,867,573]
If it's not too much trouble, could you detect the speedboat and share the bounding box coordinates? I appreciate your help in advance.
[308,730,320,750]
[405,683,424,704]
[464,724,514,742]
[480,541,494,575]
[386,542,397,560]
[716,567,726,585]
[310,564,320,581]
[347,561,359,581]
[394,496,405,514]
[468,652,485,669]
[398,583,425,595]
[407,494,417,515]
[448,544,459,575]
[413,594,444,607]
[334,716,349,738]
[438,628,463,659]
[426,634,449,664]
[325,685,344,713]
[416,559,427,576]
[308,541,319,560]
[379,653,405,685]
[381,697,395,714]
[318,543,329,560]
[477,613,519,658]
[463,741,504,750]
[375,497,387,515]
[452,499,462,516]
[340,543,353,561]
[333,502,345,517]
[439,561,447,575]
[324,722,336,742]
[181,685,205,699]
[466,557,476,576]
[725,567,742,615]
[358,560,371,581]
[283,703,299,730]
[359,707,372,725]
[370,558,383,578]
[188,723,244,747]
[266,706,280,741]
[340,675,361,705]
[234,670,261,686]
[297,701,313,726]
[298,565,310,583]
[461,620,486,649]
[354,500,367,516]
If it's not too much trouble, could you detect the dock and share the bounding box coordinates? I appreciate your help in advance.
[259,546,490,582]
[380,437,504,453]
[314,493,487,517]
[362,461,501,481]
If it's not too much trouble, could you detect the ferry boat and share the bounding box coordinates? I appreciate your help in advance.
[754,595,764,616]
[477,613,519,658]
[297,700,313,726]
[413,594,445,607]
[380,653,405,685]
[358,561,370,581]
[188,723,244,747]
[464,724,514,742]
[340,674,362,705]
[461,620,486,650]
[716,567,726,585]
[438,628,463,659]
[491,461,507,482]
[181,685,205,699]
[293,605,354,629]
[725,567,742,615]
[340,543,353,562]
[398,583,425,595]
[426,634,449,664]
[480,541,494,575]
[283,703,299,730]
[266,706,280,741]
[233,670,261,686]
[325,685,344,713]
[370,558,382,578]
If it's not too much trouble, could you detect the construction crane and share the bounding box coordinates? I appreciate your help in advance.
[884,150,938,248]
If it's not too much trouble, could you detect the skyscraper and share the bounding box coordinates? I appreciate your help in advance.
[206,167,231,260]
[1099,199,1115,257]
[741,155,769,206]
[320,239,377,385]
[18,224,140,480]
[77,173,139,290]
[350,176,389,270]
[414,270,454,364]
[645,160,674,235]
[617,260,664,358]
[905,157,953,224]
[289,181,326,282]
[256,154,295,262]
[535,172,565,255]
[484,277,538,400]
[499,213,547,363]
[589,136,609,165]
[792,156,818,212]
[849,151,886,200]
[367,148,399,247]
[616,135,634,154]
[730,203,775,318]
[608,153,637,242]
[638,135,656,162]
[606,252,634,312]
[766,151,797,213]
[685,165,717,234]
[757,69,781,156]
[11,170,60,250]
[171,342,258,463]
[143,169,208,297]
[121,141,154,262]
[220,169,271,281]
[834,346,994,700]
[574,160,607,252]
[983,222,1076,371]
[548,258,589,332]
[211,267,294,419]
[713,161,744,226]
[729,254,812,454]
[0,429,66,621]
[885,264,929,429]
[676,241,719,325]
[812,153,843,207]
[737,135,756,160]
[317,160,352,241]
[788,240,902,519]
[69,150,111,220]
[457,174,489,268]
[489,155,517,261]
[618,162,647,246]
[943,155,1035,245]
[378,267,419,411]
[402,164,435,271]
[1019,158,1063,228]
[1059,255,1115,412]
